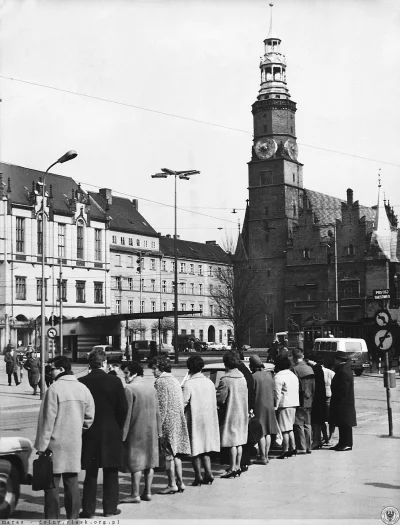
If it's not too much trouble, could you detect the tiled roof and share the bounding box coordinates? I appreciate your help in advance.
[0,161,105,220]
[89,192,158,237]
[305,188,375,224]
[159,236,231,264]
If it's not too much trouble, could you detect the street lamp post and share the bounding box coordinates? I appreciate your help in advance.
[40,150,77,399]
[151,168,200,364]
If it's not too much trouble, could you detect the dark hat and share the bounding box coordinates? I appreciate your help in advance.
[335,351,349,362]
[249,355,263,368]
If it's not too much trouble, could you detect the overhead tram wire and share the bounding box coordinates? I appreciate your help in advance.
[1,75,400,169]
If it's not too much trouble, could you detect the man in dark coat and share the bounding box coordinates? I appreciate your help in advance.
[4,347,20,386]
[79,347,128,518]
[292,349,315,454]
[329,351,357,451]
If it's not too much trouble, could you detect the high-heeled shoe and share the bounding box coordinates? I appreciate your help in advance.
[240,464,249,473]
[276,451,290,459]
[191,478,203,486]
[200,476,214,485]
[287,448,297,457]
[177,484,185,493]
[235,469,242,477]
[220,470,237,479]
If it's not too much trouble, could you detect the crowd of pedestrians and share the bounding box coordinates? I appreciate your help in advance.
[28,345,356,519]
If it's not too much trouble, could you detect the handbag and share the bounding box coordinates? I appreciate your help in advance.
[247,414,263,445]
[154,437,173,472]
[32,450,55,491]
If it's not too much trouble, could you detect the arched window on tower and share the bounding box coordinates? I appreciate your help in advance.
[347,244,355,256]
[266,67,272,81]
[303,248,311,259]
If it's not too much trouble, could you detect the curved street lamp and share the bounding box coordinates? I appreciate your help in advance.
[40,150,77,399]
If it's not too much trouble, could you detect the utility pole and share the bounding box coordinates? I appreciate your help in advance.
[59,256,63,356]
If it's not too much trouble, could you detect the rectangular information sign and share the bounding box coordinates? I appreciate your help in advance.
[374,289,390,300]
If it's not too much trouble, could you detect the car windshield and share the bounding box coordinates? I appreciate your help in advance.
[344,342,362,352]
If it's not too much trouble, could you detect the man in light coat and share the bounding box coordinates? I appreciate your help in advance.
[35,355,95,519]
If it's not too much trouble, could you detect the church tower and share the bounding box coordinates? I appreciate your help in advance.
[247,3,304,345]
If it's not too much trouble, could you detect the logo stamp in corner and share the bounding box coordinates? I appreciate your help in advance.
[382,506,400,525]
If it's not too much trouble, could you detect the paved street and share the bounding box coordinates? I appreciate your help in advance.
[1,361,399,521]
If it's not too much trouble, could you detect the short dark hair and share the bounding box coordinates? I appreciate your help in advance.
[223,350,240,370]
[149,355,171,373]
[293,348,304,361]
[50,355,71,372]
[187,355,204,374]
[126,361,144,377]
[88,347,107,369]
[275,356,291,371]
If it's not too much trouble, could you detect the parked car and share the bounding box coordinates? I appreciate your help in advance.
[207,341,227,351]
[312,337,369,376]
[202,359,274,386]
[0,437,32,518]
[86,344,123,363]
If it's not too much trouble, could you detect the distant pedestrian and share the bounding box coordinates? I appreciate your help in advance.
[291,349,315,454]
[150,355,190,495]
[182,355,220,486]
[329,352,357,452]
[79,347,128,518]
[274,356,299,459]
[267,341,279,363]
[24,351,41,394]
[4,346,20,386]
[249,355,278,464]
[120,361,161,503]
[236,355,255,473]
[34,356,95,519]
[216,351,248,478]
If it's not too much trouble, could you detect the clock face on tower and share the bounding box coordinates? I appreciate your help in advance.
[254,138,277,160]
[284,139,299,161]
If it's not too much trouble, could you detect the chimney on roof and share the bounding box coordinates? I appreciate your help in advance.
[166,234,171,238]
[347,188,353,206]
[132,199,138,210]
[99,188,112,204]
[173,234,180,239]
[206,240,217,245]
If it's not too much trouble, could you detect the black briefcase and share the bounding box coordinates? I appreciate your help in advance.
[32,450,55,491]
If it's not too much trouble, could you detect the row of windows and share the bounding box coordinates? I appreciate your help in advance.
[111,235,156,249]
[112,276,222,296]
[15,277,104,303]
[114,299,221,317]
[15,218,103,261]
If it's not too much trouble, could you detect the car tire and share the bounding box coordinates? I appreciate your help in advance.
[354,369,363,377]
[0,459,20,519]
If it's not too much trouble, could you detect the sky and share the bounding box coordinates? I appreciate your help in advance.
[1,0,399,245]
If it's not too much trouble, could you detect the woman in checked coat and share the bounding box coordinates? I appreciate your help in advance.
[216,351,248,478]
[151,356,190,495]
[182,355,220,485]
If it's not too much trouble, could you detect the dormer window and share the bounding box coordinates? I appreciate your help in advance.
[303,248,310,259]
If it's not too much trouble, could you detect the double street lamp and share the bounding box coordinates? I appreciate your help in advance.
[40,150,77,399]
[151,168,200,364]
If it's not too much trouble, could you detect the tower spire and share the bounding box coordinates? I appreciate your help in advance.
[267,3,278,40]
[258,3,290,100]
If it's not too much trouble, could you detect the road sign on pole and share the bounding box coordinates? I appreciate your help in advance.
[47,327,57,339]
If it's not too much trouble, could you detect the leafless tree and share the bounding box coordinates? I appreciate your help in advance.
[209,236,265,351]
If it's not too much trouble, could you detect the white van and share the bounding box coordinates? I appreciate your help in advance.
[312,338,369,376]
